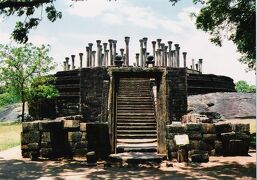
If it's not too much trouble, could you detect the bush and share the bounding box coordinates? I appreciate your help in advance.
[0,93,20,107]
[235,80,256,93]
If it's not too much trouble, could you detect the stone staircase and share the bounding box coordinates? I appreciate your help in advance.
[116,78,157,153]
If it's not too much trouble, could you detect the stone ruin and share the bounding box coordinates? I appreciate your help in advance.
[21,37,250,164]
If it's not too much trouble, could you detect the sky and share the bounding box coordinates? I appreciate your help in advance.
[0,0,255,84]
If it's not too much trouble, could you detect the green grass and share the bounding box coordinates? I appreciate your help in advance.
[0,122,21,151]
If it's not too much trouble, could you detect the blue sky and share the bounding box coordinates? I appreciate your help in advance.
[0,0,255,84]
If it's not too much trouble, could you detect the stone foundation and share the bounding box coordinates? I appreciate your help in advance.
[166,122,250,162]
[21,117,110,160]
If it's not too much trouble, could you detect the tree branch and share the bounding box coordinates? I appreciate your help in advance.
[0,0,52,9]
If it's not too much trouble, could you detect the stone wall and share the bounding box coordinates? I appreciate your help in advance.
[21,117,110,160]
[167,122,250,162]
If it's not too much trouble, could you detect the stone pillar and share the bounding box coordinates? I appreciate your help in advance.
[192,59,195,70]
[65,57,69,70]
[85,47,89,67]
[92,51,96,67]
[168,41,172,67]
[135,53,140,67]
[142,48,146,67]
[164,46,168,67]
[139,39,144,67]
[120,48,124,60]
[174,44,180,67]
[63,61,67,71]
[125,37,130,67]
[88,43,93,67]
[157,39,162,49]
[160,43,165,67]
[67,64,71,70]
[105,50,109,67]
[79,53,83,68]
[112,40,117,65]
[103,43,108,67]
[99,45,103,66]
[168,41,172,52]
[156,49,161,66]
[71,55,75,70]
[171,50,175,67]
[182,52,187,68]
[195,63,199,71]
[108,39,113,66]
[143,37,148,67]
[198,59,203,73]
[152,41,156,62]
[96,40,101,67]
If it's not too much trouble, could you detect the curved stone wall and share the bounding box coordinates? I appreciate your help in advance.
[187,73,236,95]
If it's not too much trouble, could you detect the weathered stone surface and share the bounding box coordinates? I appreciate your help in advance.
[41,132,51,142]
[22,122,39,132]
[80,123,87,132]
[63,120,80,129]
[215,123,232,134]
[187,132,202,140]
[185,123,202,132]
[168,151,178,159]
[40,148,53,158]
[74,148,88,157]
[68,132,82,142]
[167,124,185,134]
[202,123,215,134]
[231,123,250,133]
[188,150,208,157]
[86,151,97,163]
[220,132,236,142]
[214,140,223,155]
[228,140,245,156]
[202,134,217,142]
[21,131,40,144]
[29,151,39,161]
[189,140,200,150]
[199,141,213,151]
[191,153,209,163]
[27,143,39,150]
[39,120,63,131]
[235,132,250,141]
[167,139,177,152]
[188,93,256,119]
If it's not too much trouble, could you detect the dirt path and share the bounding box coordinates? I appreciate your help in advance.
[0,146,255,179]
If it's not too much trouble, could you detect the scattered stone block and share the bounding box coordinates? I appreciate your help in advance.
[74,148,88,157]
[41,132,51,142]
[86,151,97,163]
[189,140,200,150]
[63,120,80,129]
[188,132,202,140]
[214,140,223,155]
[21,131,40,144]
[167,139,177,152]
[168,151,178,160]
[202,134,217,142]
[228,140,244,156]
[68,132,82,142]
[202,123,215,134]
[27,143,39,150]
[22,122,39,132]
[185,123,202,132]
[199,141,213,151]
[29,151,39,161]
[167,124,185,134]
[188,150,208,157]
[232,124,250,133]
[40,148,53,158]
[191,153,209,163]
[80,123,87,132]
[215,123,232,134]
[39,120,63,131]
[220,132,236,142]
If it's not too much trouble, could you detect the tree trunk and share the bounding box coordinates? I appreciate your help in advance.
[22,100,25,122]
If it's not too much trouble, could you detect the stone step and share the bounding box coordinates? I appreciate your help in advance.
[117,102,153,105]
[117,138,157,144]
[117,134,157,139]
[117,106,154,109]
[117,99,153,103]
[116,147,157,153]
[117,126,156,130]
[117,110,154,114]
[118,96,152,99]
[117,117,156,120]
[117,129,157,134]
[117,122,156,126]
[117,112,155,116]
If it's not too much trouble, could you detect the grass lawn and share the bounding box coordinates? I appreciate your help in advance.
[0,122,21,151]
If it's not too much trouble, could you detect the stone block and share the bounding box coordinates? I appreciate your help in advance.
[81,132,87,141]
[167,139,177,152]
[22,122,39,132]
[68,132,82,142]
[41,132,51,142]
[86,151,97,163]
[199,141,213,151]
[220,132,236,142]
[235,132,250,141]
[167,124,185,134]
[229,139,249,156]
[214,140,223,155]
[168,151,178,160]
[215,123,232,134]
[39,120,63,131]
[21,131,40,144]
[29,151,39,161]
[63,120,80,129]
[40,148,53,158]
[80,123,87,132]
[74,148,88,157]
[188,132,202,140]
[188,150,208,157]
[232,124,250,133]
[202,134,217,142]
[21,145,28,150]
[185,123,202,132]
[21,149,29,158]
[189,140,200,150]
[27,143,39,150]
[202,123,215,134]
[191,153,209,163]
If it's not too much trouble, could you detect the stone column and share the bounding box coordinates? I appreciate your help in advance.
[143,37,148,67]
[160,43,165,67]
[157,39,162,49]
[85,47,90,67]
[71,55,75,70]
[92,51,96,67]
[152,41,156,61]
[198,59,203,73]
[108,39,113,66]
[168,41,172,52]
[192,59,195,70]
[67,64,71,70]
[112,40,117,65]
[139,39,144,67]
[182,52,187,68]
[135,53,139,67]
[65,57,69,70]
[171,50,175,67]
[63,61,67,71]
[195,63,199,71]
[125,37,130,67]
[88,43,93,67]
[142,48,146,67]
[79,53,83,68]
[164,46,168,67]
[105,50,109,66]
[99,45,103,66]
[156,49,161,66]
[103,43,108,67]
[96,40,101,67]
[168,41,172,67]
[174,44,180,67]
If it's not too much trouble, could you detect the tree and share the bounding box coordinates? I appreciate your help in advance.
[0,43,57,121]
[170,0,256,71]
[0,0,61,43]
[235,80,256,93]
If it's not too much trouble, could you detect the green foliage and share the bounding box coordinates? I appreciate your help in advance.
[0,0,62,43]
[0,93,20,107]
[170,0,256,71]
[235,80,256,93]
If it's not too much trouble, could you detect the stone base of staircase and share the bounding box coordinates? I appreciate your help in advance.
[109,152,166,165]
